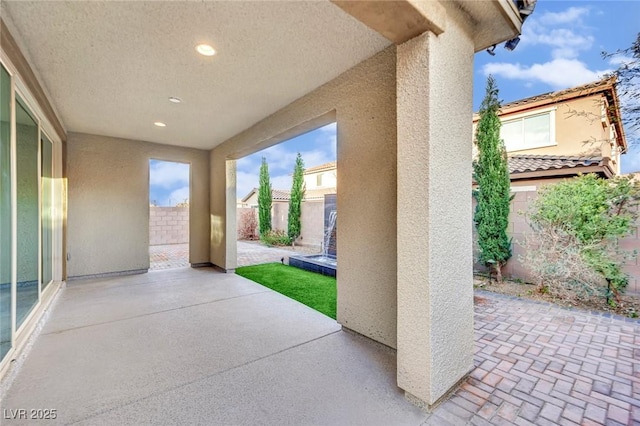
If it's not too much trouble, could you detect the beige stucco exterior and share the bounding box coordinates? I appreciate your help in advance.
[303,165,337,190]
[473,81,626,176]
[397,5,475,406]
[2,0,524,409]
[66,133,210,278]
[504,95,622,171]
[211,47,399,348]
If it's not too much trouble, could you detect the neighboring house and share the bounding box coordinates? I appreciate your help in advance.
[473,77,627,184]
[239,165,337,248]
[303,161,337,190]
[471,78,639,293]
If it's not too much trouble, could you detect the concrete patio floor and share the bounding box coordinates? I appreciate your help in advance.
[0,268,426,425]
[2,268,639,425]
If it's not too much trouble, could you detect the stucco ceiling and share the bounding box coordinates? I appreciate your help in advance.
[3,1,391,149]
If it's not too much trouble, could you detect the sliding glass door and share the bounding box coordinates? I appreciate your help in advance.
[0,61,60,367]
[15,97,39,329]
[41,135,53,289]
[0,65,11,360]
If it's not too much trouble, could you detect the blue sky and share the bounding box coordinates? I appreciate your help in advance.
[474,0,640,173]
[235,123,337,199]
[153,1,639,205]
[149,159,190,207]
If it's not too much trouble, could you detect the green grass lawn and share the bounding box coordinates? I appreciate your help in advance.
[235,263,336,319]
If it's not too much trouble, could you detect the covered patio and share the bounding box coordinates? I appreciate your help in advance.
[1,0,526,412]
[4,268,638,425]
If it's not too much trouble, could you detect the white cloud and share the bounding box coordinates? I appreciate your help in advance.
[621,144,640,173]
[536,6,589,26]
[236,171,258,200]
[522,24,594,59]
[168,186,189,206]
[271,174,292,190]
[319,122,337,134]
[149,160,189,189]
[234,123,337,198]
[483,58,611,90]
[316,122,337,157]
[608,55,636,67]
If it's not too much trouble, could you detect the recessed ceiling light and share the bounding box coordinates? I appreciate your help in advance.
[154,122,167,127]
[196,44,216,56]
[169,97,182,104]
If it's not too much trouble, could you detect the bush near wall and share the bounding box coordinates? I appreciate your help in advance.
[238,209,259,240]
[472,191,640,295]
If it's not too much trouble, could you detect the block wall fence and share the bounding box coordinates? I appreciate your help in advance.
[149,206,189,245]
[473,191,640,295]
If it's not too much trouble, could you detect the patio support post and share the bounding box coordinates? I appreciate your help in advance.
[209,149,237,272]
[396,16,475,408]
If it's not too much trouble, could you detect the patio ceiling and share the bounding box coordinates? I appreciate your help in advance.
[2,1,390,149]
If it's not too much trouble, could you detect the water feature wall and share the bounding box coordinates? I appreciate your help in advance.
[324,194,337,256]
[289,194,337,277]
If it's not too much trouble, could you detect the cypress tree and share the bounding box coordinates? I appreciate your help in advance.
[288,153,305,243]
[258,157,272,235]
[473,76,512,283]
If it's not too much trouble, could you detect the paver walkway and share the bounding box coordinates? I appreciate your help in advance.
[429,291,640,426]
[149,243,189,270]
[236,240,320,267]
[149,241,321,270]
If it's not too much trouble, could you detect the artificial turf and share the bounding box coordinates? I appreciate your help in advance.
[235,263,337,319]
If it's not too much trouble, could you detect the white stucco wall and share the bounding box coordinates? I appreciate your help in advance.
[66,133,210,278]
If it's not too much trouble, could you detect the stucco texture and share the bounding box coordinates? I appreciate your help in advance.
[210,47,398,348]
[396,9,475,406]
[66,133,210,278]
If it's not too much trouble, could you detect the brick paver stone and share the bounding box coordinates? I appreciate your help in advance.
[424,291,640,425]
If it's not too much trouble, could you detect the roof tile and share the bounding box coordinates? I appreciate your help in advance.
[508,154,604,174]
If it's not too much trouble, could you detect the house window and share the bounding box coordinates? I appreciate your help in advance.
[316,173,323,187]
[501,110,555,152]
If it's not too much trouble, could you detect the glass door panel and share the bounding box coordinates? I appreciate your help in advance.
[16,97,39,328]
[0,65,11,360]
[41,135,52,289]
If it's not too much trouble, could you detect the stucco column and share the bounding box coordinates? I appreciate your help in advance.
[396,17,475,408]
[209,148,237,272]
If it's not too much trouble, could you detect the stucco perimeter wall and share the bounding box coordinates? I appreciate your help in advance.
[473,188,640,295]
[211,47,398,347]
[67,133,210,277]
[149,206,189,245]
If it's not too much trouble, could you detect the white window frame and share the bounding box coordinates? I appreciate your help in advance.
[500,106,557,152]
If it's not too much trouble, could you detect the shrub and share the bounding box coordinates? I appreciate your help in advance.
[288,153,305,243]
[524,174,639,303]
[260,229,291,247]
[258,157,272,235]
[238,209,259,240]
[473,76,513,282]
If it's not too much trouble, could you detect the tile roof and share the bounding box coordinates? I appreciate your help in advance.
[272,189,291,201]
[508,155,605,174]
[501,77,616,110]
[241,186,337,202]
[304,161,336,174]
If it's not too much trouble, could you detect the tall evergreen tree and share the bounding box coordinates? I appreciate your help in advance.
[288,153,305,243]
[258,157,272,235]
[473,76,512,283]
